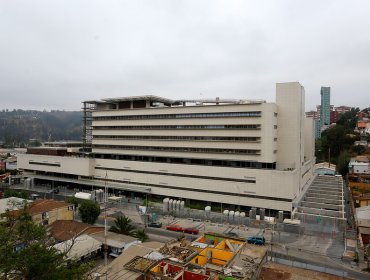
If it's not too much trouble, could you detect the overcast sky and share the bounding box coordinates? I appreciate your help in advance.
[0,0,369,111]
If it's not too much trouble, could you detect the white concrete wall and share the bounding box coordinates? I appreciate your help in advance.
[304,117,315,162]
[276,82,305,171]
[94,158,297,211]
[17,154,95,176]
[91,102,277,163]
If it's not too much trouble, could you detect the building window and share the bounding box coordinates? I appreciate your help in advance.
[274,125,277,129]
[93,135,261,142]
[42,212,49,220]
[92,144,261,155]
[93,111,262,121]
[92,124,262,130]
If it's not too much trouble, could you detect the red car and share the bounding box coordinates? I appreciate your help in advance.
[183,228,199,235]
[166,225,183,232]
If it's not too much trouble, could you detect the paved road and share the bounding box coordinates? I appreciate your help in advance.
[271,244,369,280]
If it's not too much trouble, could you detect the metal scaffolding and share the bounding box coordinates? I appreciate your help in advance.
[82,101,96,153]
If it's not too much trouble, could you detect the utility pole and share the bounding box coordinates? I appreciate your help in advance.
[104,171,108,267]
[221,201,223,224]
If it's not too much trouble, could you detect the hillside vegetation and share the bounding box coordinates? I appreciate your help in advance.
[0,109,82,147]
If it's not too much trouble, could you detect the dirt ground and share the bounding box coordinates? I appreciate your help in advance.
[259,262,350,280]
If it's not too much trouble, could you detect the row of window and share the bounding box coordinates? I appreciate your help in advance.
[94,153,277,169]
[92,177,291,202]
[93,135,261,142]
[92,145,261,155]
[93,111,261,121]
[93,124,262,130]
[95,167,256,183]
[29,161,61,167]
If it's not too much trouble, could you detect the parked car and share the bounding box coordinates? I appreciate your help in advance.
[247,236,265,245]
[183,227,199,235]
[148,222,162,228]
[166,225,183,232]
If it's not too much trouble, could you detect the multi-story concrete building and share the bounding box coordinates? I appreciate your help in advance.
[18,82,315,212]
[334,105,352,115]
[320,87,331,126]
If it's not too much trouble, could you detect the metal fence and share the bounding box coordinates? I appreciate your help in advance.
[271,256,348,278]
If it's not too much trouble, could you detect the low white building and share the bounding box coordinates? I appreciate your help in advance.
[53,234,102,261]
[89,231,139,257]
[349,161,370,174]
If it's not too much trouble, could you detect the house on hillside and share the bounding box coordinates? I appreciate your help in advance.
[49,220,104,242]
[10,199,74,225]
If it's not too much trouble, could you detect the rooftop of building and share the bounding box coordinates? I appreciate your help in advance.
[0,197,32,215]
[100,242,164,280]
[49,220,104,241]
[43,141,83,147]
[89,231,138,248]
[350,156,369,163]
[12,199,73,216]
[84,95,266,108]
[53,234,102,260]
[356,206,370,221]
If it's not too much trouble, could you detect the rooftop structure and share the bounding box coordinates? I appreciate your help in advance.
[100,242,164,280]
[53,234,102,260]
[0,197,31,215]
[89,231,139,257]
[49,220,104,241]
[294,175,346,228]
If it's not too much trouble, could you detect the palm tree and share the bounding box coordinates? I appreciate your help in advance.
[134,229,149,242]
[109,215,136,235]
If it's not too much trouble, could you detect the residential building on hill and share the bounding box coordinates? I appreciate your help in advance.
[17,82,315,213]
[10,199,74,225]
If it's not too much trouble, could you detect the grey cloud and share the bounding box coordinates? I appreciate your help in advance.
[0,0,369,111]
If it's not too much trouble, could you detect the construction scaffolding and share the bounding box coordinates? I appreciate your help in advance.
[82,101,96,153]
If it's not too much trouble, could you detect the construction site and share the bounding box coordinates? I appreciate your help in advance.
[102,233,268,280]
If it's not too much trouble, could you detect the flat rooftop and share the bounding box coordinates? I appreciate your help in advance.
[84,95,266,107]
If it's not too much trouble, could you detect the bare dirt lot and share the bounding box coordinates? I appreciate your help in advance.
[259,262,350,280]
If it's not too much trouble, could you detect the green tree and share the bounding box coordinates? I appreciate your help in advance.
[134,229,149,242]
[9,169,18,175]
[78,200,101,224]
[353,145,366,155]
[336,107,359,131]
[320,125,355,163]
[4,189,29,199]
[336,150,350,177]
[0,206,91,279]
[109,215,136,235]
[65,196,81,208]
